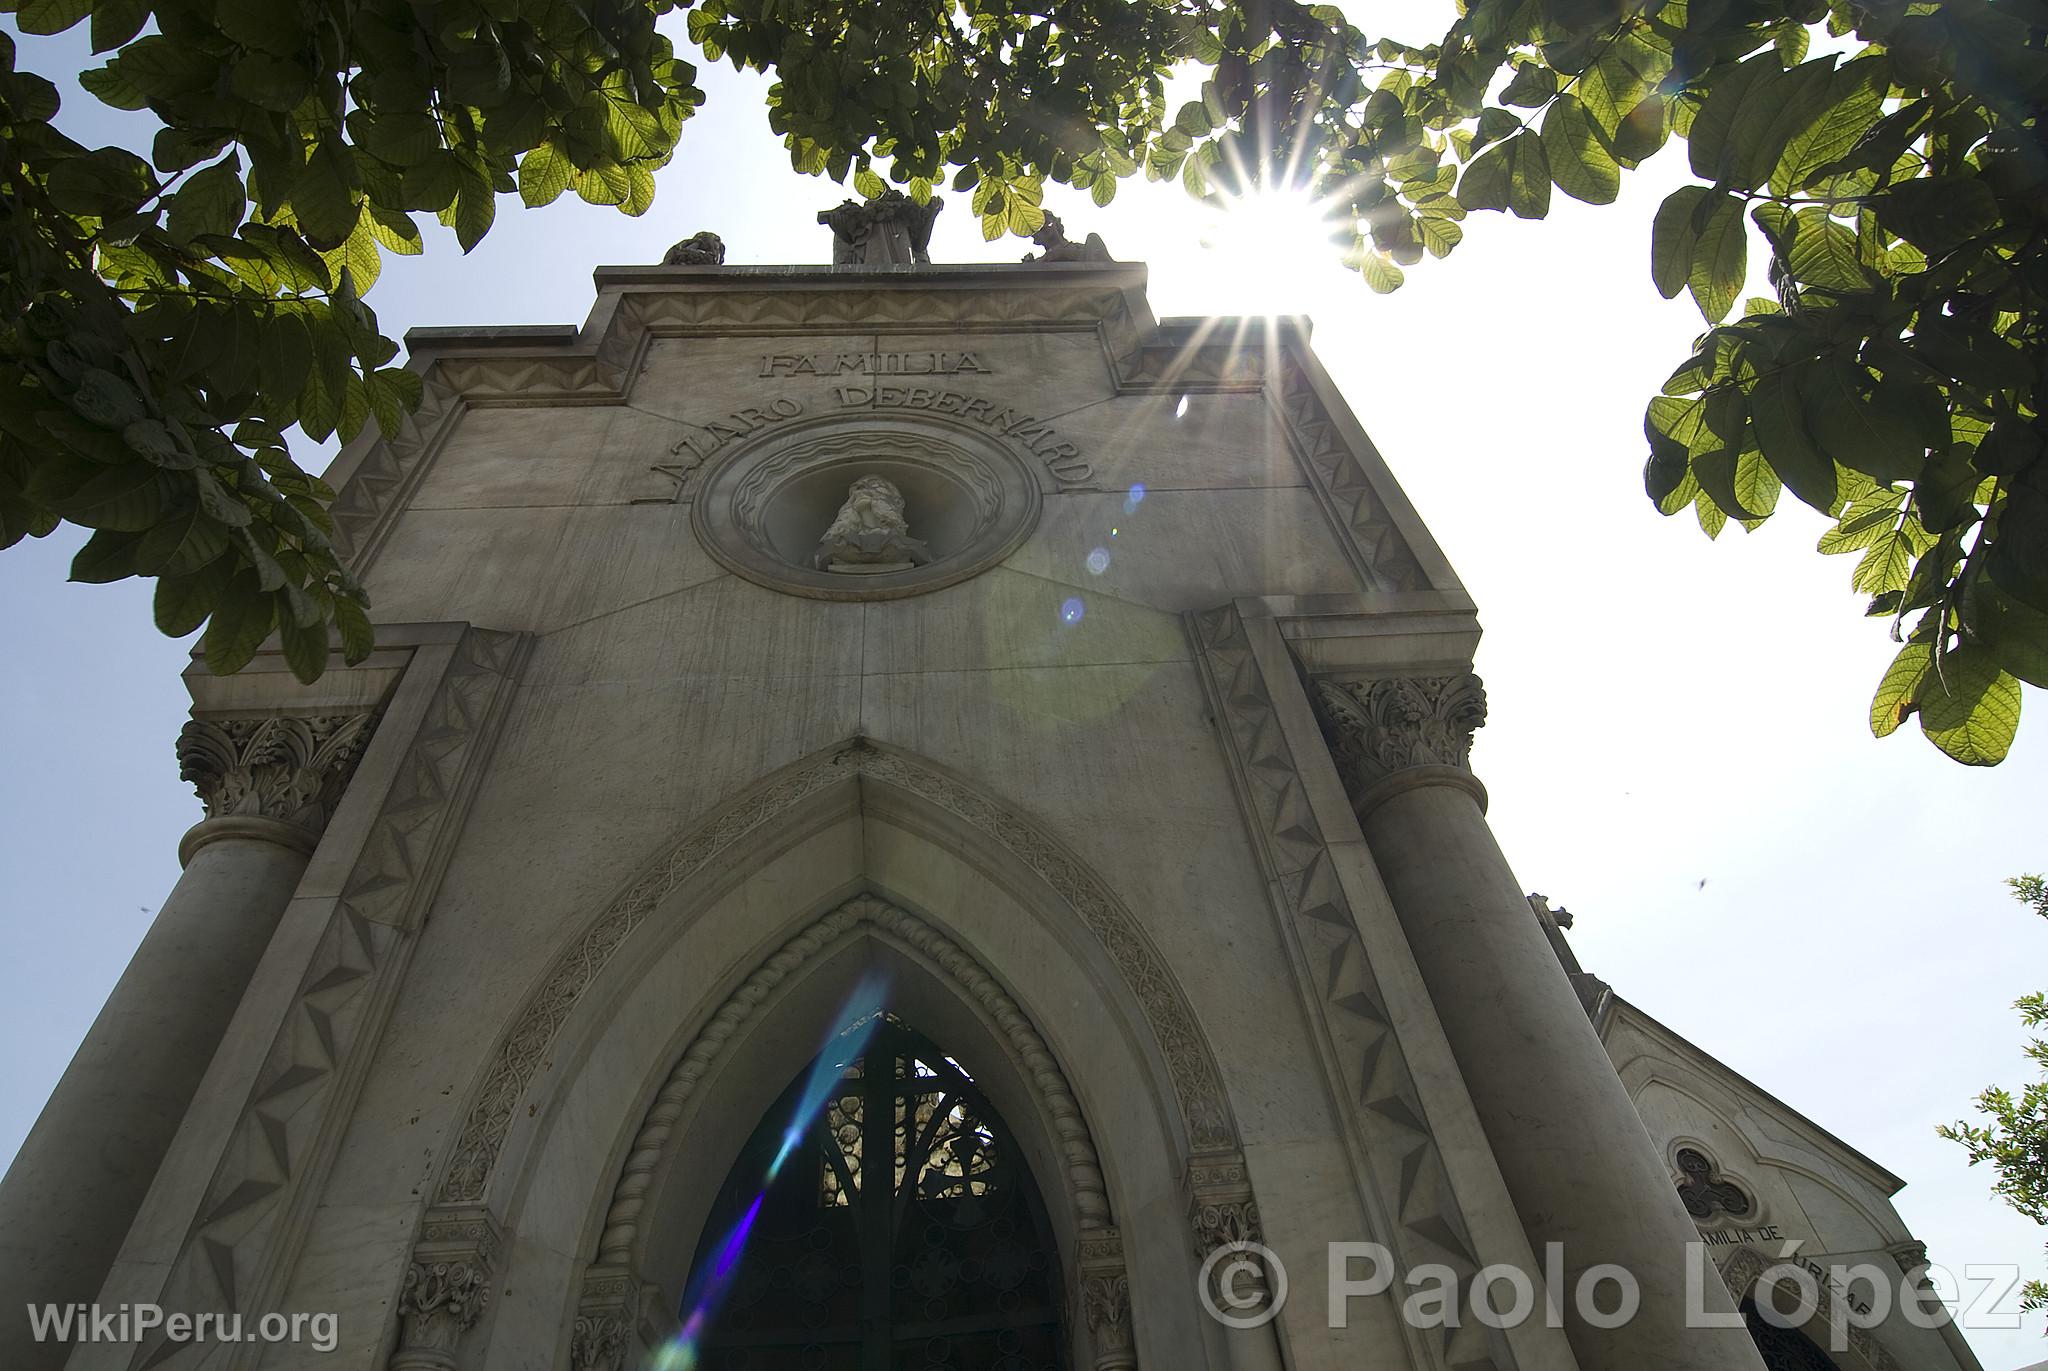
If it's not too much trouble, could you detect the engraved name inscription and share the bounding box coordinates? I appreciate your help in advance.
[760,351,992,378]
[636,386,1088,504]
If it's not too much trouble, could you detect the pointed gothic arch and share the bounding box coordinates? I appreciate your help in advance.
[396,739,1244,1371]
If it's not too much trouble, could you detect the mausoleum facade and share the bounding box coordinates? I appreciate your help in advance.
[0,233,1983,1371]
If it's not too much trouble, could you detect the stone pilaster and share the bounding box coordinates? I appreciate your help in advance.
[1076,1229,1135,1371]
[392,1207,502,1371]
[570,1267,643,1371]
[1310,672,1764,1371]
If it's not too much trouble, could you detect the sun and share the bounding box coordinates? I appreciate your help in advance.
[1180,184,1357,317]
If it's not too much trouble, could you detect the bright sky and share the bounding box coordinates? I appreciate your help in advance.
[1,11,2044,1367]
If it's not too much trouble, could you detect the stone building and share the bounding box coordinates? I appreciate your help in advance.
[0,217,1986,1371]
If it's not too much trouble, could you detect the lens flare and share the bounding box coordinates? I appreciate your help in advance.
[1085,548,1110,575]
[656,971,890,1371]
[1059,597,1085,625]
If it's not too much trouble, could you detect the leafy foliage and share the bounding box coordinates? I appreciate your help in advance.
[4,0,2046,759]
[0,0,701,679]
[1940,874,2048,1317]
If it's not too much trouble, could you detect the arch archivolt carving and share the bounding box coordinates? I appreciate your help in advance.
[399,738,1238,1371]
[435,738,1236,1216]
[597,891,1112,1268]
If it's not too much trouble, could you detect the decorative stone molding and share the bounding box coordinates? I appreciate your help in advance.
[1184,1150,1261,1256]
[592,892,1111,1268]
[690,417,1042,602]
[176,713,376,852]
[1311,673,1488,818]
[391,1206,503,1371]
[1190,603,1506,1370]
[338,276,1434,601]
[571,1267,642,1371]
[569,1313,630,1371]
[1718,1245,1904,1371]
[1888,1240,1930,1280]
[1077,1228,1136,1371]
[1276,358,1432,593]
[438,739,1237,1212]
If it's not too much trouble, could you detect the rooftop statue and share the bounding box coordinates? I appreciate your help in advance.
[662,231,726,265]
[1020,212,1112,263]
[817,190,943,266]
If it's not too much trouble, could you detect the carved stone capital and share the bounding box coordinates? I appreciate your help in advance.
[390,1206,501,1371]
[1076,1229,1135,1371]
[571,1314,631,1371]
[573,1267,644,1371]
[1184,1151,1261,1257]
[1312,674,1487,817]
[1889,1240,1931,1281]
[177,712,376,839]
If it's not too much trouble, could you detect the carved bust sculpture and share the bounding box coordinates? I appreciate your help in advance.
[662,231,726,265]
[813,475,931,572]
[817,190,943,266]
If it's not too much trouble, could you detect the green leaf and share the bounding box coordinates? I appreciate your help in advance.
[90,0,151,52]
[1748,368,1837,512]
[294,138,360,249]
[1417,215,1462,258]
[1688,53,1780,184]
[1918,644,2021,764]
[15,0,91,36]
[154,556,234,636]
[1651,185,1709,300]
[230,52,311,111]
[1870,641,1931,736]
[1500,63,1557,108]
[43,146,155,217]
[1687,190,1746,323]
[279,611,330,684]
[1458,138,1514,212]
[69,527,141,583]
[135,503,231,576]
[452,178,496,253]
[1801,357,1929,484]
[1541,96,1619,205]
[166,155,245,244]
[1965,578,2048,688]
[333,594,375,662]
[517,142,572,207]
[202,570,275,675]
[1771,56,1887,196]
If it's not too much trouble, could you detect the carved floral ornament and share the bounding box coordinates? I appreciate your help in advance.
[176,712,376,832]
[1311,673,1488,813]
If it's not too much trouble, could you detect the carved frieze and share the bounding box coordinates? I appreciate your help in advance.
[177,712,377,834]
[1311,673,1487,803]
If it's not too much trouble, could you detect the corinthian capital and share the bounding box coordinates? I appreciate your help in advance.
[176,713,376,833]
[1312,673,1487,803]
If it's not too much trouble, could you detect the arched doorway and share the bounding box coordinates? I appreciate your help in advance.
[1740,1299,1842,1371]
[685,1014,1066,1371]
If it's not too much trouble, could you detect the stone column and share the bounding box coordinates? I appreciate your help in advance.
[1313,675,1763,1371]
[0,713,373,1371]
